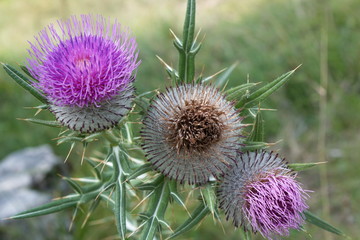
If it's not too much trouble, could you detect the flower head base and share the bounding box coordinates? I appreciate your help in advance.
[218,151,309,239]
[50,83,134,133]
[166,99,225,153]
[142,84,244,185]
[27,15,139,133]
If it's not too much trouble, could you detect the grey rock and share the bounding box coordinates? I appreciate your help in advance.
[0,145,73,240]
[0,189,50,219]
[0,145,60,177]
[0,145,60,219]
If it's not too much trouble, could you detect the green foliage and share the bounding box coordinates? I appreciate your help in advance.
[248,110,265,142]
[140,179,170,240]
[1,63,47,103]
[288,162,326,172]
[112,146,129,239]
[304,211,346,236]
[177,0,198,83]
[18,118,62,128]
[168,203,210,239]
[236,66,299,108]
[200,184,217,216]
[225,82,258,101]
[127,163,154,180]
[203,62,238,87]
[242,141,269,151]
[19,65,37,80]
[11,195,81,219]
[239,229,252,240]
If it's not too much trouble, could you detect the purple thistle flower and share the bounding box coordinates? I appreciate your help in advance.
[218,151,309,239]
[141,84,244,185]
[26,15,140,133]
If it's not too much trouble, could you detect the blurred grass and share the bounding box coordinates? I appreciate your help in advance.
[0,0,359,239]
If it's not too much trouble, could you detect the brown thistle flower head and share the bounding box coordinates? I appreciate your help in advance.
[141,84,244,185]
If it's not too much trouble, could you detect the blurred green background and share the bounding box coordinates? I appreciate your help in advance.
[0,0,359,239]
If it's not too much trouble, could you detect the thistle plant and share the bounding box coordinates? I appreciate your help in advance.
[1,0,346,239]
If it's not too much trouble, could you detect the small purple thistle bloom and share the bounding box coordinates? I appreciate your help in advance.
[218,151,309,240]
[26,15,140,133]
[243,173,308,239]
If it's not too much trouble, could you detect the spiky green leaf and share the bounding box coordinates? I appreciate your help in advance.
[141,216,159,240]
[242,141,268,151]
[114,174,127,239]
[18,118,61,128]
[304,211,345,236]
[170,29,182,49]
[239,228,252,240]
[82,132,102,142]
[81,199,100,228]
[112,145,131,175]
[225,82,258,101]
[237,66,300,108]
[19,65,38,81]
[156,55,180,84]
[85,158,102,180]
[248,110,264,142]
[288,162,326,172]
[140,180,170,240]
[201,184,216,215]
[2,63,47,103]
[57,136,83,145]
[110,145,133,239]
[169,181,190,217]
[32,104,49,109]
[11,195,81,219]
[135,175,165,191]
[167,203,210,239]
[63,177,83,194]
[127,163,154,181]
[213,62,238,87]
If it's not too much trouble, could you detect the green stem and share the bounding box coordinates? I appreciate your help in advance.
[178,0,197,83]
[318,1,331,240]
[148,178,169,219]
[115,173,127,239]
[140,178,170,240]
[110,145,129,239]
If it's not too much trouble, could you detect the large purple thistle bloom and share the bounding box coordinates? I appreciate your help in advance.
[218,151,309,240]
[26,15,140,133]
